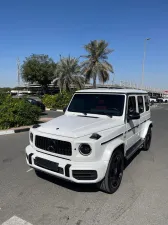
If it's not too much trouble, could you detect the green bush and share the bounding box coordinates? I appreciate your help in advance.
[42,92,73,109]
[42,94,57,109]
[0,95,41,130]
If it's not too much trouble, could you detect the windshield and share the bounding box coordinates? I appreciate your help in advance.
[68,93,125,116]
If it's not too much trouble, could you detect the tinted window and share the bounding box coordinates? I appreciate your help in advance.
[144,95,150,111]
[68,94,125,116]
[138,96,144,113]
[128,96,136,114]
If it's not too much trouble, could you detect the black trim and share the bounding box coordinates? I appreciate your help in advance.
[139,118,151,125]
[77,115,98,118]
[36,150,71,161]
[127,124,139,133]
[72,170,97,180]
[90,133,101,140]
[101,133,123,145]
[28,153,34,164]
[65,164,71,177]
[76,92,148,95]
[126,139,143,157]
[126,118,151,133]
[34,157,64,174]
[32,124,41,128]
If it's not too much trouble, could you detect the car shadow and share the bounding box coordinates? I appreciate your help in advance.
[40,112,48,116]
[124,148,141,169]
[37,172,99,193]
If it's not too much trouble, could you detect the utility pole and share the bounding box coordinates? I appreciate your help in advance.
[141,38,151,88]
[17,57,20,87]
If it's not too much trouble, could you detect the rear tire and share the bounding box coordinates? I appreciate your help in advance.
[98,149,124,194]
[143,127,152,151]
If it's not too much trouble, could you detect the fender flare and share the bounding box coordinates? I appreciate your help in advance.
[141,120,153,139]
[102,138,125,162]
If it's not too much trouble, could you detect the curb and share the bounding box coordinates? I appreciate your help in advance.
[46,108,63,112]
[0,118,53,136]
[0,127,30,136]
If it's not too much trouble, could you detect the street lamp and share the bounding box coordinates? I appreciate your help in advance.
[141,38,151,87]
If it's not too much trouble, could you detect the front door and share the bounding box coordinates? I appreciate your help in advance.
[125,95,140,151]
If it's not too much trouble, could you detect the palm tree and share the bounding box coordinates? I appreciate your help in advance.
[53,56,84,93]
[81,40,114,88]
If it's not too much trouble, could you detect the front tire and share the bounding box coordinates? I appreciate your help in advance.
[143,127,152,151]
[98,149,124,194]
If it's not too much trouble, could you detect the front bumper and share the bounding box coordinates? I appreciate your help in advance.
[25,145,108,183]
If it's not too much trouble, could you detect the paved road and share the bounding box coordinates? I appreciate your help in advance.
[0,105,168,225]
[41,110,63,119]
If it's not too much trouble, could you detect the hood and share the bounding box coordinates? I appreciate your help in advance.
[37,115,123,138]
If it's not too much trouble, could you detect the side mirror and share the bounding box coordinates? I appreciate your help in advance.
[63,106,67,113]
[127,112,140,121]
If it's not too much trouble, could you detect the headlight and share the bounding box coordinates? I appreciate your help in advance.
[79,144,92,156]
[30,132,33,142]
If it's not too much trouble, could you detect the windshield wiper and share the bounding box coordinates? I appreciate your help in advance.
[91,111,113,118]
[78,112,87,115]
[104,114,113,118]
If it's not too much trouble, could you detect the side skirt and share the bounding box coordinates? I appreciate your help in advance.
[126,139,144,159]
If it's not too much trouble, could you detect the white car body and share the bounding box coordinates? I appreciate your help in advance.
[150,97,157,103]
[158,98,168,103]
[26,89,152,192]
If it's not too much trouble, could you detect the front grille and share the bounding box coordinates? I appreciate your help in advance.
[35,135,72,156]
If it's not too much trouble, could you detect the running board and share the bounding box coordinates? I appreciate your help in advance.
[126,139,144,159]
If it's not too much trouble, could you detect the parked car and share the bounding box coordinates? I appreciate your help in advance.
[157,97,168,103]
[26,88,152,194]
[26,98,45,112]
[150,97,157,104]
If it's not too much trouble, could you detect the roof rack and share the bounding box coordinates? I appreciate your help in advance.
[97,87,124,89]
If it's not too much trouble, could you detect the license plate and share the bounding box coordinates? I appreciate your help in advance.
[34,157,58,172]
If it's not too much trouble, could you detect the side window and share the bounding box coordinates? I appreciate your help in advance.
[138,96,144,114]
[128,96,136,114]
[144,95,150,111]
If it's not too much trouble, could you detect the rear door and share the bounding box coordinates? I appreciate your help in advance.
[137,95,146,137]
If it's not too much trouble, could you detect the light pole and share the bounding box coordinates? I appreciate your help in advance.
[141,38,151,87]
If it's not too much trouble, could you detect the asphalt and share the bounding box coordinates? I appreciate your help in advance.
[41,110,63,119]
[0,105,168,225]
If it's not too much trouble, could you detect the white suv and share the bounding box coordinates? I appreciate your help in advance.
[26,89,153,194]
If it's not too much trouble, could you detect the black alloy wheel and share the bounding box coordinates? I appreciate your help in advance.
[143,127,152,151]
[98,150,124,194]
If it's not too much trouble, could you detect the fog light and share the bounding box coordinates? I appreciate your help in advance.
[79,144,92,156]
[30,132,33,142]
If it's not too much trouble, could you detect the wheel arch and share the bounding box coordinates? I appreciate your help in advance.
[102,138,125,162]
[141,120,153,139]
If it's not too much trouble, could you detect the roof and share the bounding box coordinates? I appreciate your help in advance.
[76,88,147,94]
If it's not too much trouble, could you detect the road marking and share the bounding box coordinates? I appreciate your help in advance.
[2,216,33,225]
[26,168,33,172]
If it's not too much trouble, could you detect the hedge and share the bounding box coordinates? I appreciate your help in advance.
[0,94,41,130]
[42,92,74,109]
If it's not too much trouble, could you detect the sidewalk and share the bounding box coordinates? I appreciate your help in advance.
[0,117,53,136]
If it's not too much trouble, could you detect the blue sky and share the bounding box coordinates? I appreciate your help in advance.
[0,0,168,88]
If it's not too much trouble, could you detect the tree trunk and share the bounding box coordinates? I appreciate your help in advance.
[93,75,96,89]
[59,86,62,94]
[42,85,48,94]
